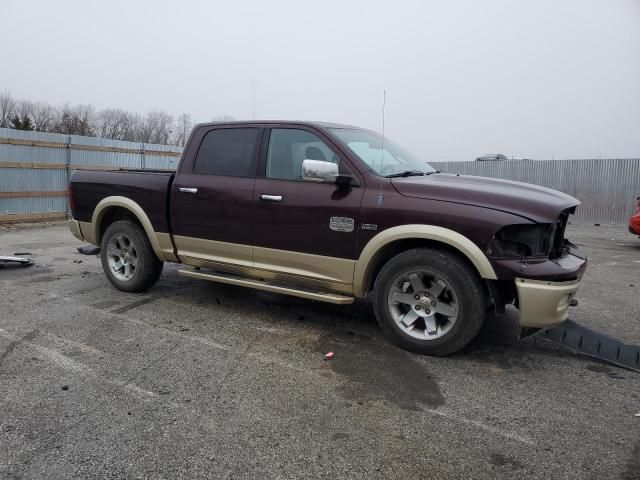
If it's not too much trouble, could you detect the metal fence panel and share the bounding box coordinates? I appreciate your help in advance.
[1,127,638,225]
[431,159,640,225]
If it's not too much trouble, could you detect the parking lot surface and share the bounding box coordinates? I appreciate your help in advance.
[1,223,639,479]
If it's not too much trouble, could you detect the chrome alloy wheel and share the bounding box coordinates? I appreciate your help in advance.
[387,269,460,340]
[106,234,138,281]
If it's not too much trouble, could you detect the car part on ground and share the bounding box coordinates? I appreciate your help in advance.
[0,256,34,267]
[537,319,640,372]
[77,245,101,255]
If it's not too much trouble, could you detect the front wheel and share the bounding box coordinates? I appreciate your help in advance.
[373,248,487,356]
[100,220,163,292]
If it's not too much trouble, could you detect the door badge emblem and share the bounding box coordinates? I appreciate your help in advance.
[329,217,354,233]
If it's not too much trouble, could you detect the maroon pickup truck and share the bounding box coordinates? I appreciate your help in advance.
[69,121,587,355]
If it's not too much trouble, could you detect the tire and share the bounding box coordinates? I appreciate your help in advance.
[372,248,487,356]
[100,220,163,292]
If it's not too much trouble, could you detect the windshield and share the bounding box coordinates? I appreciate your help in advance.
[329,128,436,176]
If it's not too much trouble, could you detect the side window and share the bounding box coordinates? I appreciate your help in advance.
[193,128,260,177]
[266,129,340,181]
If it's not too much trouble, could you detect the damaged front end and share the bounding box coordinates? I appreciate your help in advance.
[486,207,587,329]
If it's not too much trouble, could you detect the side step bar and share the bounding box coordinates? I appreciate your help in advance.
[178,268,355,305]
[537,319,640,372]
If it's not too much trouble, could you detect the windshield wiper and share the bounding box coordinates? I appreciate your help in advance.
[385,170,425,178]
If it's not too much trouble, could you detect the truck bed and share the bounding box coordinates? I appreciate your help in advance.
[70,169,175,234]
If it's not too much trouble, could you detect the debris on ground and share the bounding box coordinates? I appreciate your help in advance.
[608,371,625,379]
[77,245,100,255]
[13,252,31,256]
[635,413,640,417]
[61,385,69,391]
[73,259,83,264]
[324,352,334,361]
[537,319,640,372]
[0,256,34,268]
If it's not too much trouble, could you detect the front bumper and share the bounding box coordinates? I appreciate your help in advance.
[69,219,84,241]
[515,277,580,328]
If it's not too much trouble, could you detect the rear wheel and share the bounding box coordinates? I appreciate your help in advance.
[373,248,486,356]
[100,220,163,292]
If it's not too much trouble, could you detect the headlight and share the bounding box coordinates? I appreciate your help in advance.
[488,224,556,258]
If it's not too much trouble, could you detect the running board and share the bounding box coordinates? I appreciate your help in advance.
[178,269,354,305]
[537,319,640,372]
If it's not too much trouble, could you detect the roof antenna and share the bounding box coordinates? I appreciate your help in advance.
[251,78,256,120]
[377,90,386,207]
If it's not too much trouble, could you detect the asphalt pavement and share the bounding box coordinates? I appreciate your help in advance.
[1,222,639,479]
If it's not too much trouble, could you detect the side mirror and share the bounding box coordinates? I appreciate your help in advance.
[301,159,339,183]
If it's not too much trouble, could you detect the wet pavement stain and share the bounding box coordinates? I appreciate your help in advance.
[490,452,525,470]
[317,332,445,410]
[624,443,640,480]
[90,300,120,310]
[110,297,158,314]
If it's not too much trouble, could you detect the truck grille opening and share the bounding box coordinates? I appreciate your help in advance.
[549,210,571,259]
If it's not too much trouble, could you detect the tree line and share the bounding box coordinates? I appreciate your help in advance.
[0,90,234,146]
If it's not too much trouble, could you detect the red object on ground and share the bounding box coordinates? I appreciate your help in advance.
[324,352,334,360]
[630,208,640,235]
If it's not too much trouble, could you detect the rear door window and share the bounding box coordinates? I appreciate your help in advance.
[193,128,260,177]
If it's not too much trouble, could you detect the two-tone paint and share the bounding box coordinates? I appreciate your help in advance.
[69,121,587,327]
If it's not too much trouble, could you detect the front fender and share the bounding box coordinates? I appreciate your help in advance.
[353,224,497,297]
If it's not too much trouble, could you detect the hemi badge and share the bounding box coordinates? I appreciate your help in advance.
[360,223,378,231]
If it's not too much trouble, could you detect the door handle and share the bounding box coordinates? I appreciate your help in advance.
[260,194,283,202]
[179,187,198,194]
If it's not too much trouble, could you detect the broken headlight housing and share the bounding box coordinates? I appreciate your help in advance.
[488,224,557,258]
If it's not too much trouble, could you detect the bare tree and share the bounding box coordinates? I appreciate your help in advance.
[0,90,16,128]
[31,102,57,132]
[138,111,174,144]
[96,108,132,140]
[1,90,190,144]
[53,104,95,136]
[174,113,192,146]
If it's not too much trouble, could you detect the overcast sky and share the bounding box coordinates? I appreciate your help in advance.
[3,0,639,161]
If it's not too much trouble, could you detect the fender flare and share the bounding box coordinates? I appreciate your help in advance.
[353,224,497,297]
[87,196,166,261]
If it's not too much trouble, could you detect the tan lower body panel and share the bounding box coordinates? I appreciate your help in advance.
[173,235,252,269]
[156,232,178,262]
[69,219,84,241]
[179,269,354,304]
[173,236,355,295]
[78,221,95,244]
[252,246,355,294]
[515,277,580,328]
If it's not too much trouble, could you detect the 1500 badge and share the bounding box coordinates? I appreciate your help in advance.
[329,217,354,232]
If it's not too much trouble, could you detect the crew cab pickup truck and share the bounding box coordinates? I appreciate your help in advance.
[69,121,587,355]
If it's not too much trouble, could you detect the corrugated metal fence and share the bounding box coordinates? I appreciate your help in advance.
[0,128,181,223]
[1,127,638,225]
[431,159,640,225]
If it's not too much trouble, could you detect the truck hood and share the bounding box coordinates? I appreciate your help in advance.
[391,173,580,223]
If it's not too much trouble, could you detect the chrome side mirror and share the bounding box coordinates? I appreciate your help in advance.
[301,159,339,183]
